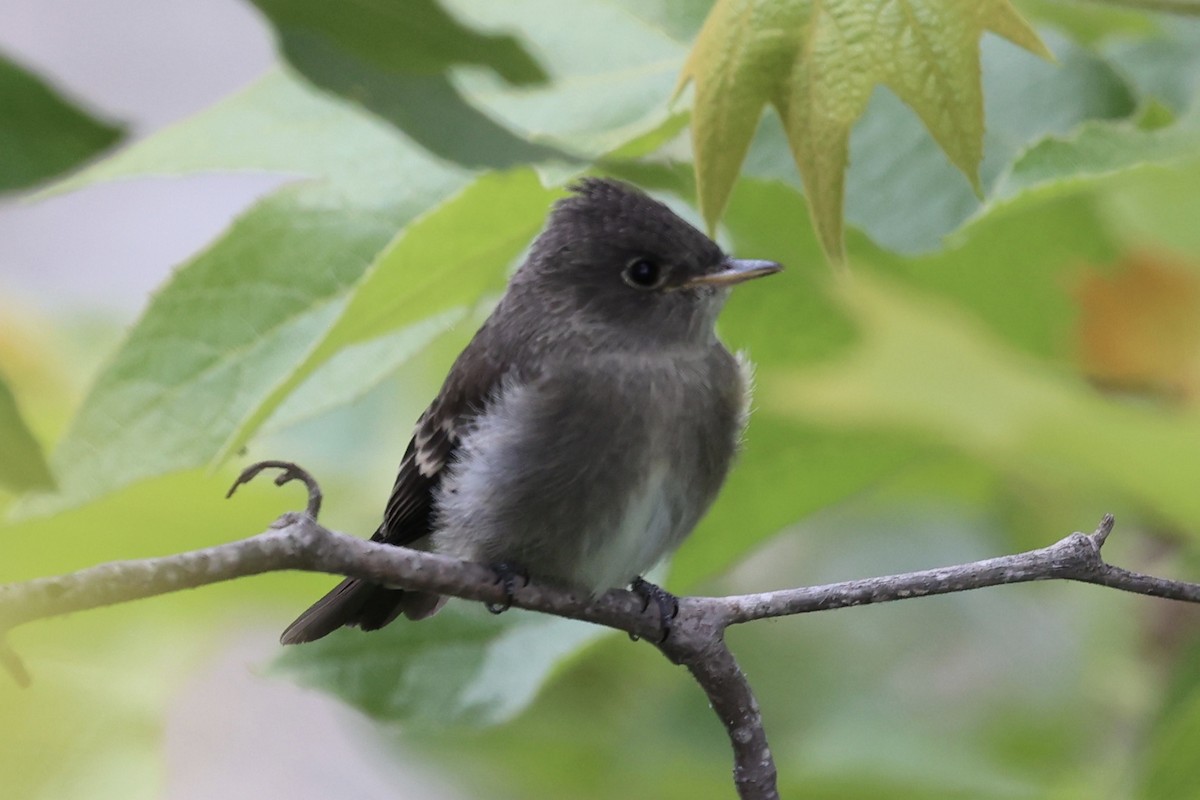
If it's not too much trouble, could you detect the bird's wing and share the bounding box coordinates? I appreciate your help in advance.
[374,404,460,547]
[375,323,517,547]
[279,323,520,644]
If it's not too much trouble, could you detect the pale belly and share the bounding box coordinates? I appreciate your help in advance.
[572,461,687,593]
[431,351,748,593]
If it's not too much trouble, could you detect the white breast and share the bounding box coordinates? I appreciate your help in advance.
[432,349,749,595]
[576,461,680,593]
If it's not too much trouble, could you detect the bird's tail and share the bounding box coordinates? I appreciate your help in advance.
[279,578,445,645]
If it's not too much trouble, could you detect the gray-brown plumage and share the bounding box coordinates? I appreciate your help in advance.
[281,178,780,645]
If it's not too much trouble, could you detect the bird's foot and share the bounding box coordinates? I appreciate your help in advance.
[485,562,529,614]
[630,577,679,643]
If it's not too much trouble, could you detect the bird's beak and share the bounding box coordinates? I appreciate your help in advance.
[682,259,783,288]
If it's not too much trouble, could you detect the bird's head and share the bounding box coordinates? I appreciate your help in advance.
[513,178,781,348]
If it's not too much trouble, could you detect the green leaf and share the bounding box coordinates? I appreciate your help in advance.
[18,73,477,517]
[1139,681,1200,800]
[882,191,1122,362]
[768,274,1200,534]
[300,170,551,353]
[446,0,691,159]
[253,0,547,81]
[1016,0,1159,45]
[987,107,1200,211]
[1101,153,1200,257]
[251,0,563,169]
[679,0,1051,260]
[19,186,398,517]
[605,0,714,42]
[675,418,924,589]
[258,308,470,436]
[0,374,53,492]
[0,50,121,192]
[217,168,560,462]
[855,31,1134,253]
[1104,19,1200,115]
[249,0,693,169]
[273,607,604,727]
[740,29,1133,254]
[46,70,448,200]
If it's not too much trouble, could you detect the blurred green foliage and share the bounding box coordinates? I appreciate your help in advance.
[4,1,1200,798]
[0,376,53,493]
[0,52,121,193]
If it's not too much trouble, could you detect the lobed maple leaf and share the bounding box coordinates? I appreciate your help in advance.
[678,0,1051,261]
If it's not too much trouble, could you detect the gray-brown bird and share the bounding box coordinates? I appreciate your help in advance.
[281,178,780,644]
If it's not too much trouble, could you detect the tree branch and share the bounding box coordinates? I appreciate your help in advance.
[662,626,778,800]
[718,515,1200,624]
[3,465,1200,800]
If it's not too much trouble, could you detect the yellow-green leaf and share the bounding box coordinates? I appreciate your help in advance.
[0,374,53,493]
[214,168,560,463]
[768,274,1200,532]
[678,0,1051,260]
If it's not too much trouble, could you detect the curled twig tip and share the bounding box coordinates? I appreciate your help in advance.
[1094,513,1116,546]
[225,460,323,519]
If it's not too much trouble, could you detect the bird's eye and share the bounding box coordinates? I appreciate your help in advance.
[622,258,665,290]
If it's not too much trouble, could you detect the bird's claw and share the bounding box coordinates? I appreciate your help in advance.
[630,577,679,643]
[486,562,529,614]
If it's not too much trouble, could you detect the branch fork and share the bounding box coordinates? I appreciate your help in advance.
[3,463,1198,800]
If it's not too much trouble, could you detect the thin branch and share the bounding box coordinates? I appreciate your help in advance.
[716,515,1200,625]
[3,465,1200,800]
[0,517,661,641]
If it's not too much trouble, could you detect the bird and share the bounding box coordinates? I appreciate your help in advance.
[280,177,781,645]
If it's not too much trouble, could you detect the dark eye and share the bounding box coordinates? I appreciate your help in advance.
[622,258,664,289]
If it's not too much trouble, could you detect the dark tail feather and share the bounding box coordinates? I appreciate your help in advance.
[280,579,445,645]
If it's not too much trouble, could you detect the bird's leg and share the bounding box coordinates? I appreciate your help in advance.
[630,577,680,643]
[485,562,529,614]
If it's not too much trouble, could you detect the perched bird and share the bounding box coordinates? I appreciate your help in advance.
[281,178,780,644]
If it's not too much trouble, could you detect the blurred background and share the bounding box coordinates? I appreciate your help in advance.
[3,1,1200,799]
[1,2,460,797]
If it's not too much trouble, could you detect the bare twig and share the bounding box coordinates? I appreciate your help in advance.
[715,515,1200,626]
[227,460,323,517]
[3,465,1199,800]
